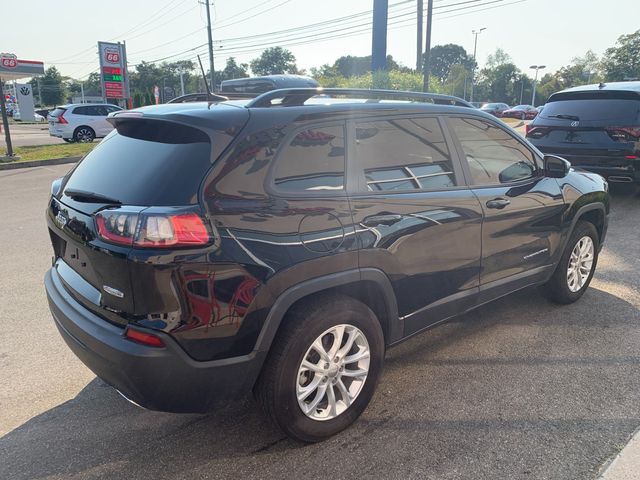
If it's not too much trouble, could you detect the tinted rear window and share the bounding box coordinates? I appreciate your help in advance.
[543,93,640,123]
[63,120,211,205]
[50,108,66,117]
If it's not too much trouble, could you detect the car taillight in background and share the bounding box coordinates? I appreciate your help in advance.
[605,126,640,142]
[96,209,210,248]
[526,126,551,139]
[55,111,68,124]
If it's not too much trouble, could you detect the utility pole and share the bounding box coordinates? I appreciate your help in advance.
[80,82,85,104]
[469,27,486,103]
[530,64,546,106]
[416,0,423,71]
[203,0,216,92]
[179,69,185,96]
[422,0,433,92]
[371,0,388,72]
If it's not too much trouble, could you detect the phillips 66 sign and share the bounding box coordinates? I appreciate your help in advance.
[98,42,128,99]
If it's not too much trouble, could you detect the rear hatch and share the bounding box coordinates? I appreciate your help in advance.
[48,107,67,133]
[47,113,241,326]
[526,90,640,164]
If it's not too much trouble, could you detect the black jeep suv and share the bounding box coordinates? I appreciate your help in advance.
[526,81,640,184]
[45,88,609,442]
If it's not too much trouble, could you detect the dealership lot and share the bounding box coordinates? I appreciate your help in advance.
[1,164,639,479]
[1,123,65,147]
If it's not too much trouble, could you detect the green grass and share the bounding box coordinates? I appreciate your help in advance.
[10,143,96,162]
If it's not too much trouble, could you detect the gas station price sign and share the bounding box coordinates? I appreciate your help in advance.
[98,42,128,99]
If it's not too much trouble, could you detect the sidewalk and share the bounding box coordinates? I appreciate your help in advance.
[600,429,640,480]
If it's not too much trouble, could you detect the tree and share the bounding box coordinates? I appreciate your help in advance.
[250,47,298,75]
[485,48,512,69]
[602,30,640,81]
[332,55,401,76]
[39,66,65,106]
[218,57,249,83]
[427,44,475,84]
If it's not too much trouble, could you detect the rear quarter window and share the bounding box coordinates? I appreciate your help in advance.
[272,125,345,193]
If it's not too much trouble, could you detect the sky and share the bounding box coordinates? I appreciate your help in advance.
[3,0,639,80]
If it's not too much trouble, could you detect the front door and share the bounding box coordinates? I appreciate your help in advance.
[447,116,566,298]
[348,115,483,336]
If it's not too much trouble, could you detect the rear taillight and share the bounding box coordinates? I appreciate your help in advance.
[125,328,165,347]
[526,126,550,139]
[605,126,640,142]
[57,111,68,124]
[96,209,210,248]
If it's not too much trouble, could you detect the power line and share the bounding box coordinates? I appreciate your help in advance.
[134,0,418,64]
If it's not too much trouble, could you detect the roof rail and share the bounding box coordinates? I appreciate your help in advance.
[245,88,474,108]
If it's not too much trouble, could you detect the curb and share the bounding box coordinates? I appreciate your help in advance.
[0,156,80,171]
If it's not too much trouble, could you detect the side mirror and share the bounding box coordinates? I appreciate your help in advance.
[544,155,571,178]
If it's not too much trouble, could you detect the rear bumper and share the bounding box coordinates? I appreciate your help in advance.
[533,148,640,183]
[44,267,266,413]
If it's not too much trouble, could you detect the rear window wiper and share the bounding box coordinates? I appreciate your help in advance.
[64,189,122,205]
[547,114,580,121]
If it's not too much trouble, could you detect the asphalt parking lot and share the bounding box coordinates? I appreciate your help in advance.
[1,164,639,480]
[1,122,65,147]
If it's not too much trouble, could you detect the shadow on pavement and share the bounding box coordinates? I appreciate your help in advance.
[1,287,639,479]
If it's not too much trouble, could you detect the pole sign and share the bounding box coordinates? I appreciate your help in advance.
[98,42,127,99]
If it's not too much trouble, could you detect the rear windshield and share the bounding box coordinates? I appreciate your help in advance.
[50,107,66,117]
[543,93,640,123]
[63,120,211,205]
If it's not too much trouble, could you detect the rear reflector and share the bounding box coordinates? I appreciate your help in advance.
[125,328,165,347]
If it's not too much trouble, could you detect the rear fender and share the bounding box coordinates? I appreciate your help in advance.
[254,268,400,353]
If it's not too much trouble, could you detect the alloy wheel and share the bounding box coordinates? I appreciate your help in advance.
[567,235,594,292]
[296,324,370,421]
[75,128,94,143]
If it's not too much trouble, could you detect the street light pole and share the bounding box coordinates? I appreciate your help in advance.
[530,64,546,106]
[470,27,486,103]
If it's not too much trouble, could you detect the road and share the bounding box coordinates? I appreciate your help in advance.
[1,164,639,480]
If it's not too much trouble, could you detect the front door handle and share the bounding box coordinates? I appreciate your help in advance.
[486,198,511,209]
[362,214,403,227]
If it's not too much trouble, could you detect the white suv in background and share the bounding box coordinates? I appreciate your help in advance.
[48,104,123,142]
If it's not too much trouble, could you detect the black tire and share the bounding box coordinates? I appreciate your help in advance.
[255,294,385,443]
[73,126,95,143]
[540,221,599,304]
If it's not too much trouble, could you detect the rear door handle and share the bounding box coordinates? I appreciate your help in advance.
[362,214,403,227]
[486,198,511,209]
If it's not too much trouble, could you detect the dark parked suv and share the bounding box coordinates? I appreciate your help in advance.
[526,81,640,184]
[45,88,609,442]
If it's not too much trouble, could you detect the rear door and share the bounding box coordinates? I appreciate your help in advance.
[348,114,483,336]
[527,91,640,168]
[448,116,565,299]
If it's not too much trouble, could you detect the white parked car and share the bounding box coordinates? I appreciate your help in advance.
[48,103,123,142]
